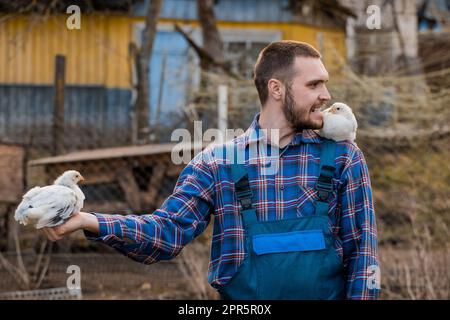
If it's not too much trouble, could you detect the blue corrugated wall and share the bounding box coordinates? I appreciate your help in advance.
[0,85,132,151]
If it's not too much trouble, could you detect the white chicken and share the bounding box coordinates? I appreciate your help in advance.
[14,170,85,229]
[318,102,358,143]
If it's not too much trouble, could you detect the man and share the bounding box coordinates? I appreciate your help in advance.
[41,41,380,300]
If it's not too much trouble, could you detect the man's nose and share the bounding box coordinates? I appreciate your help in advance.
[319,85,331,101]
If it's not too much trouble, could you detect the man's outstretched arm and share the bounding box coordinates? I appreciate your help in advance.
[42,152,215,264]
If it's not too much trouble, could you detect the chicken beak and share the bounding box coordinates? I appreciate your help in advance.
[79,175,85,182]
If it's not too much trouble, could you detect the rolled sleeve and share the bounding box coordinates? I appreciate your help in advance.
[83,212,124,241]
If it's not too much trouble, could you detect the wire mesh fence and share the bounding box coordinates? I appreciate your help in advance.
[0,245,217,300]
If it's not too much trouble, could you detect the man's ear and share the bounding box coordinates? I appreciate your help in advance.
[267,79,284,101]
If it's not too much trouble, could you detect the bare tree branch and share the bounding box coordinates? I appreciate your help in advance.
[197,0,224,66]
[174,23,241,80]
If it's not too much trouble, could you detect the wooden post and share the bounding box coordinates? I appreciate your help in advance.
[217,85,228,142]
[155,52,167,141]
[52,55,66,155]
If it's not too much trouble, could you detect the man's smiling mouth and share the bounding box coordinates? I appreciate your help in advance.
[311,103,327,113]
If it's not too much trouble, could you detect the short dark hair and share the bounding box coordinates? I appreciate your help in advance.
[253,40,321,105]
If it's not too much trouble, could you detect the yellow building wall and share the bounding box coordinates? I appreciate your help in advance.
[0,14,132,88]
[0,15,346,88]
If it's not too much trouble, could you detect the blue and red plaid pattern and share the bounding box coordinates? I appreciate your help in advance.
[84,113,380,299]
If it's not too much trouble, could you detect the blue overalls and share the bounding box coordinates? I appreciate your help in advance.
[218,139,346,300]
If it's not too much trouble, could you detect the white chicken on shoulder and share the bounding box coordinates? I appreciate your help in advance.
[318,102,358,143]
[14,170,85,229]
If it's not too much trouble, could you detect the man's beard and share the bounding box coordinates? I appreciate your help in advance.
[282,86,323,131]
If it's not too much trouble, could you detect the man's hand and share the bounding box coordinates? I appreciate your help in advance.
[40,211,99,242]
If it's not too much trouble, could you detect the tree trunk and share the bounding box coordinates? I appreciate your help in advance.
[134,0,163,144]
[195,0,224,126]
[197,0,224,70]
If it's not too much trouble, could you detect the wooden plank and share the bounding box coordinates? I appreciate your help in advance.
[116,168,142,212]
[39,158,127,184]
[77,172,117,185]
[55,169,118,185]
[28,142,207,166]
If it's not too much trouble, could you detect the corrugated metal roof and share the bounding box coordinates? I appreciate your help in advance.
[133,0,293,22]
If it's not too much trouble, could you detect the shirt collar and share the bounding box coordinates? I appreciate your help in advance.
[240,113,323,147]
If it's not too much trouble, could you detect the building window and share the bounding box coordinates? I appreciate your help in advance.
[221,29,282,78]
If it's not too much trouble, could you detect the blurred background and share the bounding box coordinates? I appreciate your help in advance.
[0,0,449,300]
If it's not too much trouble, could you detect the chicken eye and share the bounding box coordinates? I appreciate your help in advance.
[337,107,340,110]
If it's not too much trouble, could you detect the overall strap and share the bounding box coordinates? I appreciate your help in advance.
[230,144,258,226]
[315,139,337,216]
